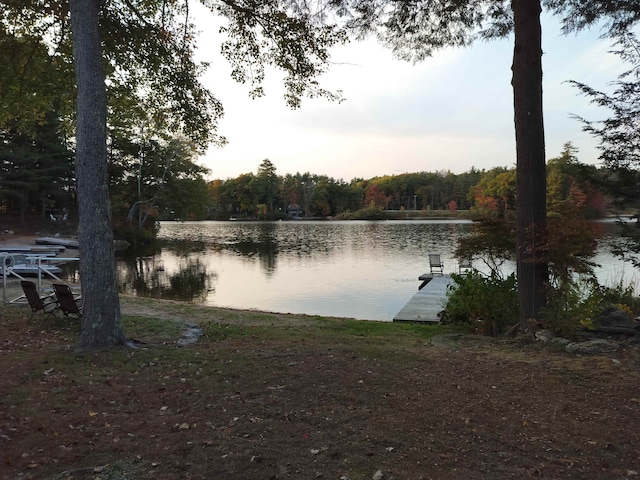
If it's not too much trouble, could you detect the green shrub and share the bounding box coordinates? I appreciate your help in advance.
[113,221,159,247]
[542,277,640,335]
[543,278,598,334]
[595,279,640,313]
[335,206,388,220]
[440,270,518,336]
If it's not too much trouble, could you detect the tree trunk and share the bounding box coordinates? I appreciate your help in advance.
[69,0,127,349]
[511,0,549,331]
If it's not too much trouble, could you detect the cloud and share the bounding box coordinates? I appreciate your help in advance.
[194,6,624,180]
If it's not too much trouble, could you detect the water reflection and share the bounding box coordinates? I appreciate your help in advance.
[117,240,215,302]
[228,223,279,273]
[156,220,474,262]
[112,220,638,321]
[115,220,479,320]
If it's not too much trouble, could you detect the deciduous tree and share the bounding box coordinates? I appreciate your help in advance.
[2,0,348,349]
[70,0,127,349]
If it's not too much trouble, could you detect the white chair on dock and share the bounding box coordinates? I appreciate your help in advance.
[428,254,444,275]
[458,257,473,275]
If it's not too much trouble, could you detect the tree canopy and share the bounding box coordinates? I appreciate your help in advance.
[571,32,640,267]
[4,0,640,345]
[0,0,353,349]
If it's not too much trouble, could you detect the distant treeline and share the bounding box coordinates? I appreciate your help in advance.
[206,159,483,220]
[205,146,617,221]
[1,142,625,227]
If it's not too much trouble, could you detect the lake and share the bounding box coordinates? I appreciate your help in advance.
[114,220,639,321]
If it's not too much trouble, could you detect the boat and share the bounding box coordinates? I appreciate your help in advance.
[0,244,65,254]
[35,237,79,249]
[34,236,129,251]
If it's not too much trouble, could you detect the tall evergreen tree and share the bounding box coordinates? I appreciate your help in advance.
[0,110,74,221]
[571,32,640,267]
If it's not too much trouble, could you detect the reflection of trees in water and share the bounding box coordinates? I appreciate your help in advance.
[157,239,207,256]
[60,261,80,284]
[165,260,214,301]
[158,221,475,266]
[354,222,468,252]
[215,222,279,274]
[232,240,277,273]
[115,221,625,302]
[117,253,215,302]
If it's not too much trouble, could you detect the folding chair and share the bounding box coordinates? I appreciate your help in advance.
[20,280,59,322]
[429,254,444,275]
[53,284,83,318]
[458,257,473,275]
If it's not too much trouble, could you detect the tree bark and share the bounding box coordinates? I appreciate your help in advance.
[511,0,549,331]
[69,0,127,349]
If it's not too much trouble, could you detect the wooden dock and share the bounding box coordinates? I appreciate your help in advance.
[393,274,455,322]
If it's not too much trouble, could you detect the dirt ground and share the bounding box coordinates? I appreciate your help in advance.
[1,297,640,480]
[1,225,640,479]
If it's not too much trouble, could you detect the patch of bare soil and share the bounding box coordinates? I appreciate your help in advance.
[1,301,640,480]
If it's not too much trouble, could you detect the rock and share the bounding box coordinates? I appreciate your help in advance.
[372,470,384,480]
[177,322,203,346]
[566,339,619,355]
[597,307,635,327]
[534,329,554,343]
[551,337,571,346]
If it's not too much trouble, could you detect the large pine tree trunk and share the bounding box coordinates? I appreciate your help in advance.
[69,0,127,349]
[511,0,549,330]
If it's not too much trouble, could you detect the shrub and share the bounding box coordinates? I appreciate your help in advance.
[542,277,640,335]
[113,221,159,247]
[440,270,518,336]
[335,206,388,220]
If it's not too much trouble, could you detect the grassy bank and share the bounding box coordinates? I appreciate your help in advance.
[1,298,639,479]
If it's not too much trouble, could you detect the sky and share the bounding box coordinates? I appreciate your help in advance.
[192,8,625,182]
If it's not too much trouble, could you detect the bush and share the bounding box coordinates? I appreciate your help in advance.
[335,206,388,220]
[113,221,159,247]
[542,277,640,335]
[440,270,518,336]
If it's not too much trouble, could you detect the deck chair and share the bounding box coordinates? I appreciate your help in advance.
[21,280,59,322]
[429,254,444,275]
[53,283,83,318]
[458,257,473,275]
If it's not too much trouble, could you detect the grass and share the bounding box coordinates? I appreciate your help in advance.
[124,315,185,343]
[2,298,639,480]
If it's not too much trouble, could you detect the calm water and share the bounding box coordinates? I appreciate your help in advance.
[114,220,639,321]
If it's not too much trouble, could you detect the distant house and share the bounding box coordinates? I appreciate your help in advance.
[287,203,302,218]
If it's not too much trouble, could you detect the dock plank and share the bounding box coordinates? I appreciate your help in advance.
[393,275,454,322]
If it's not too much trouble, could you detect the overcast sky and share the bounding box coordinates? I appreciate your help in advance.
[193,9,624,182]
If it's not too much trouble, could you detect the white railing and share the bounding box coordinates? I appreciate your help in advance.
[1,253,80,304]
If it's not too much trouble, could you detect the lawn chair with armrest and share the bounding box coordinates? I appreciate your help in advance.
[458,257,473,275]
[429,254,444,275]
[21,280,59,322]
[53,283,83,318]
